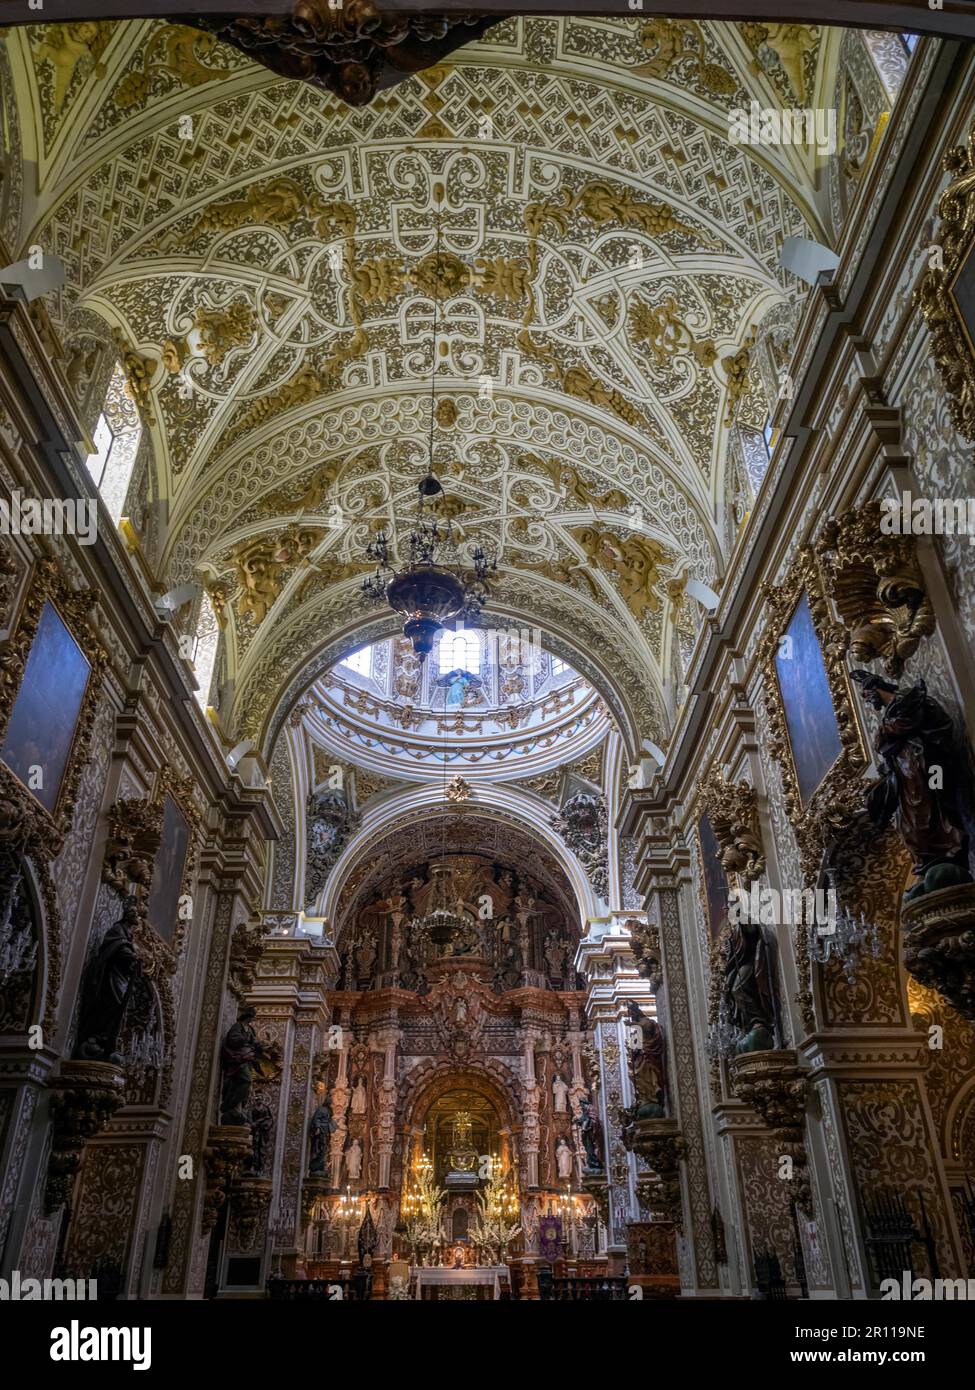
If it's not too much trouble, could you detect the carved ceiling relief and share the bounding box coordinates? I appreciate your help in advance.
[4,16,826,757]
[0,44,23,253]
[739,22,821,107]
[25,22,115,146]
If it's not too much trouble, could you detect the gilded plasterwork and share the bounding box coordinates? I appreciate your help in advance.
[916,116,975,442]
[3,15,827,752]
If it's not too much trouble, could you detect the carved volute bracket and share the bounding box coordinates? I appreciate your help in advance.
[230,1174,273,1250]
[202,1124,252,1232]
[816,500,935,678]
[620,1116,686,1229]
[44,1060,127,1213]
[625,918,662,992]
[227,919,267,1001]
[581,1171,610,1227]
[729,1049,811,1214]
[301,1176,333,1227]
[101,797,163,905]
[698,769,766,882]
[901,883,975,1021]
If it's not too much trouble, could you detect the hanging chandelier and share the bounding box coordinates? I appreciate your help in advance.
[360,182,496,660]
[361,475,494,660]
[408,861,469,947]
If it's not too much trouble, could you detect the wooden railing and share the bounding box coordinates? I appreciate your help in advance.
[537,1270,628,1301]
[267,1278,346,1301]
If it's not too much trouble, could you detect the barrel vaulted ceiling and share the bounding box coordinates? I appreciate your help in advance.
[3,16,837,750]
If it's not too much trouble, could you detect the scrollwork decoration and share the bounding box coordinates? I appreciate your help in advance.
[915,119,975,443]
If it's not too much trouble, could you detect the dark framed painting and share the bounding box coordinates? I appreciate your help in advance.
[0,599,91,815]
[949,234,975,355]
[146,793,191,943]
[773,592,843,808]
[698,811,728,943]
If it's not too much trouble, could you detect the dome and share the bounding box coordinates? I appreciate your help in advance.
[305,627,609,782]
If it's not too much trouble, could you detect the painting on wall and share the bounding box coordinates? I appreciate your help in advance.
[774,592,843,808]
[699,812,728,943]
[0,599,91,815]
[146,793,190,943]
[950,235,975,355]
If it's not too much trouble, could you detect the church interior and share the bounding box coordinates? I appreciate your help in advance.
[2,5,975,1319]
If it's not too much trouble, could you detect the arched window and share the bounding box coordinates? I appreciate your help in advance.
[551,655,568,677]
[84,362,142,524]
[191,592,220,711]
[438,628,480,674]
[341,647,372,678]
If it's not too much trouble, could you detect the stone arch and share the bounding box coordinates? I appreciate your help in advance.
[399,1058,522,1136]
[319,788,599,933]
[255,596,654,766]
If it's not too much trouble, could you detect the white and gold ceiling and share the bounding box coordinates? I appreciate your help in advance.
[2,16,841,756]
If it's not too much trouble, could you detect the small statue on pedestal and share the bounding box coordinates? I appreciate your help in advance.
[544,931,568,984]
[625,1002,668,1118]
[573,1094,604,1173]
[74,896,143,1065]
[219,1007,268,1124]
[308,1094,336,1176]
[345,1137,363,1181]
[355,931,377,987]
[851,671,972,899]
[552,1072,569,1113]
[247,1099,274,1175]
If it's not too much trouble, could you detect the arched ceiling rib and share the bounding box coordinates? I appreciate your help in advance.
[5,15,833,749]
[326,803,587,942]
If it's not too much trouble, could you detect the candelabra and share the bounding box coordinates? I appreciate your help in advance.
[361,482,496,662]
[127,1027,163,1086]
[809,902,882,982]
[400,1157,444,1265]
[269,1207,292,1278]
[335,1184,362,1261]
[557,1180,577,1257]
[471,1164,522,1265]
[707,999,740,1059]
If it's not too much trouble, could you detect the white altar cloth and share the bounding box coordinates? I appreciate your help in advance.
[413,1266,508,1300]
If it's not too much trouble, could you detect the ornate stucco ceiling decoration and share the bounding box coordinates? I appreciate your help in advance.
[308,741,406,806]
[4,15,834,753]
[510,738,606,804]
[331,809,579,941]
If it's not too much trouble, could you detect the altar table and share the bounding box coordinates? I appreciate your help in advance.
[413,1266,508,1300]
